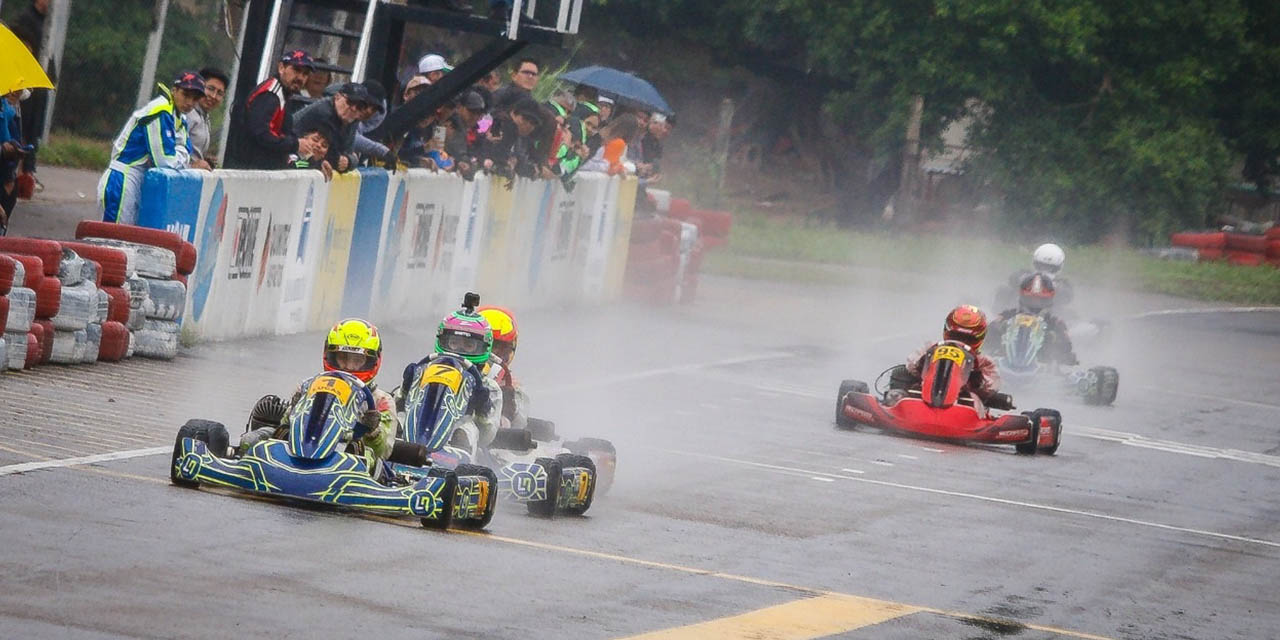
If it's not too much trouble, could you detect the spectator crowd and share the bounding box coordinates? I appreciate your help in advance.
[92,46,677,225]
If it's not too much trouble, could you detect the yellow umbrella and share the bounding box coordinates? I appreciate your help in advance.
[0,23,55,95]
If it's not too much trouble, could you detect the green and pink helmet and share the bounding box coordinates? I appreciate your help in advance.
[436,305,493,366]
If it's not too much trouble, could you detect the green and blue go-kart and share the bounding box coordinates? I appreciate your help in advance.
[169,370,495,529]
[397,353,600,517]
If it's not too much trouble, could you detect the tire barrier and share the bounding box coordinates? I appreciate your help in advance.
[4,287,34,333]
[1171,230,1279,268]
[0,255,15,295]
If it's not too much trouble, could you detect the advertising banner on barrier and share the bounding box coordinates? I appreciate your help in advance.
[137,167,638,342]
[308,172,361,329]
[370,170,468,322]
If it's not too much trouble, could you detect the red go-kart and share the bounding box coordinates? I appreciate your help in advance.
[836,341,1062,455]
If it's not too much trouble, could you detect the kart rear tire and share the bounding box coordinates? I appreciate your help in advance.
[490,427,534,451]
[388,440,429,468]
[453,464,498,530]
[526,457,562,518]
[565,437,617,496]
[526,417,557,441]
[420,467,457,530]
[557,453,597,516]
[171,419,230,486]
[1083,366,1119,406]
[1017,409,1062,455]
[836,380,869,428]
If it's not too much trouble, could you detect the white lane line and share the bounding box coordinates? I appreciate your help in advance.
[811,476,836,483]
[1074,427,1280,468]
[897,454,919,460]
[869,460,895,467]
[841,468,866,475]
[1137,385,1280,411]
[754,383,826,399]
[1127,306,1280,319]
[868,331,921,345]
[0,447,169,477]
[917,447,946,453]
[651,447,1280,550]
[542,350,796,395]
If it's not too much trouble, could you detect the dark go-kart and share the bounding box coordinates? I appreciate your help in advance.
[836,341,1063,455]
[993,311,1119,406]
[170,370,496,529]
[397,353,600,518]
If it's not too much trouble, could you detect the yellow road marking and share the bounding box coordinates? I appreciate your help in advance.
[1,444,1116,640]
[618,593,918,639]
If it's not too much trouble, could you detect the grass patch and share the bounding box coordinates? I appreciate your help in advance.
[40,132,111,170]
[711,209,1280,305]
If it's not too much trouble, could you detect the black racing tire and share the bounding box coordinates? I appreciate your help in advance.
[1015,412,1039,455]
[1033,408,1063,455]
[388,440,429,467]
[836,379,869,428]
[526,457,562,518]
[565,437,617,496]
[171,419,230,486]
[453,464,498,530]
[1083,366,1119,406]
[490,427,534,451]
[557,453,597,516]
[526,417,557,441]
[420,467,457,530]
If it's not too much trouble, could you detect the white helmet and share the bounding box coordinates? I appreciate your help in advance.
[1032,243,1065,275]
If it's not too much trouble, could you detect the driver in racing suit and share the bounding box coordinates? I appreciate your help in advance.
[889,305,1012,409]
[988,272,1078,365]
[238,319,397,478]
[400,305,504,454]
[477,305,528,429]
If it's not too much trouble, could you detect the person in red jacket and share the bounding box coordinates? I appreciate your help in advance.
[224,49,318,169]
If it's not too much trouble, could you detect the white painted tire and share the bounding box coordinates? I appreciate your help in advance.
[133,327,178,360]
[3,331,26,370]
[142,278,185,321]
[4,287,35,334]
[50,328,89,364]
[58,249,85,286]
[51,285,97,331]
[83,322,102,364]
[80,238,175,279]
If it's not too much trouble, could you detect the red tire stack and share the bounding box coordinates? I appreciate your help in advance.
[1170,229,1278,267]
[73,222,196,360]
[623,218,684,304]
[0,238,64,366]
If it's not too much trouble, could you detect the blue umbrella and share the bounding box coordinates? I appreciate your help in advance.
[560,65,671,114]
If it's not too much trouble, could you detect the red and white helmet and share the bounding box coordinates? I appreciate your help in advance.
[944,305,988,351]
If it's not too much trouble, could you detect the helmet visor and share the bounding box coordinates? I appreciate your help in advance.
[439,330,488,357]
[325,346,377,373]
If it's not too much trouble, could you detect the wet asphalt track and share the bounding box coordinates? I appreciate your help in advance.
[1,274,1278,640]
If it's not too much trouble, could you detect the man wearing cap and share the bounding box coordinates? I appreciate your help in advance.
[225,49,317,169]
[97,71,208,224]
[417,54,453,85]
[292,82,384,176]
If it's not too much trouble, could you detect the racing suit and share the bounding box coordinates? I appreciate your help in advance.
[494,359,530,430]
[988,309,1078,365]
[893,342,1003,403]
[97,87,192,224]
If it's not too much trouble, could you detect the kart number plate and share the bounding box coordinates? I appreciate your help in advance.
[421,364,463,392]
[933,345,966,365]
[308,376,353,404]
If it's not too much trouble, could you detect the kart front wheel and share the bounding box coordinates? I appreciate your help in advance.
[420,467,457,530]
[170,419,229,487]
[453,464,499,530]
[835,380,869,428]
[1082,366,1119,406]
[526,457,563,518]
[557,453,597,516]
